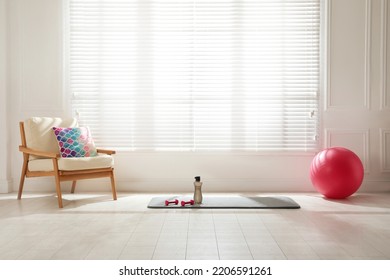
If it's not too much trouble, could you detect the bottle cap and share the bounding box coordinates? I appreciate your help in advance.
[194,176,201,182]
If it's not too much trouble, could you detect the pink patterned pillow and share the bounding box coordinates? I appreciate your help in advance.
[52,127,97,157]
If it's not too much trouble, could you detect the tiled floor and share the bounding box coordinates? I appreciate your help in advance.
[0,192,390,260]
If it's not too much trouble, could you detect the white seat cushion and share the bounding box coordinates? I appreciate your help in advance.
[28,154,114,171]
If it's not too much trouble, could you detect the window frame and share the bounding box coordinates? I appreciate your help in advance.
[62,0,326,155]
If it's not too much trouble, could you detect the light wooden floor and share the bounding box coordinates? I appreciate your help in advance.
[0,192,390,260]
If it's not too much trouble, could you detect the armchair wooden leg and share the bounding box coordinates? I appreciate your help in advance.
[110,170,117,200]
[54,173,63,208]
[71,181,77,193]
[52,159,63,208]
[17,155,28,200]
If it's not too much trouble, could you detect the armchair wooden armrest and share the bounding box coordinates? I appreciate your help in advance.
[19,146,60,159]
[96,148,116,155]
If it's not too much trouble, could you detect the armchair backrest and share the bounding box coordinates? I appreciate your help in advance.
[23,117,78,158]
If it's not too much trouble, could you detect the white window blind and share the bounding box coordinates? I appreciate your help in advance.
[69,0,320,152]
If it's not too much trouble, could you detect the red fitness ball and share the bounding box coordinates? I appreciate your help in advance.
[310,147,364,199]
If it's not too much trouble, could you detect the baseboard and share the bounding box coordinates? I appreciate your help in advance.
[359,179,390,192]
[9,177,390,194]
[9,177,317,193]
[114,178,315,193]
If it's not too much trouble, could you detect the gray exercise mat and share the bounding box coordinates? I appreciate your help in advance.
[147,196,300,209]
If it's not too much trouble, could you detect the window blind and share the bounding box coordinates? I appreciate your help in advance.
[69,0,320,151]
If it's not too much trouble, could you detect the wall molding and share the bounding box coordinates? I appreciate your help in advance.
[364,0,372,109]
[380,0,388,110]
[326,0,371,110]
[380,129,390,172]
[325,129,370,173]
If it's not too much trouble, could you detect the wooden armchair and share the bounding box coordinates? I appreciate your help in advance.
[18,117,117,208]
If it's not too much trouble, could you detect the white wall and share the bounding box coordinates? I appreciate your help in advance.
[324,0,390,191]
[0,0,11,193]
[4,0,390,194]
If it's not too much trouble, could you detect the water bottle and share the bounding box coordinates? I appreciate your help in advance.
[193,176,203,204]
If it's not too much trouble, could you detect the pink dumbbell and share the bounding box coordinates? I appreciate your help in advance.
[165,199,179,206]
[181,200,194,207]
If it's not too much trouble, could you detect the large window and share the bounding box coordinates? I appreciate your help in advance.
[68,0,320,152]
